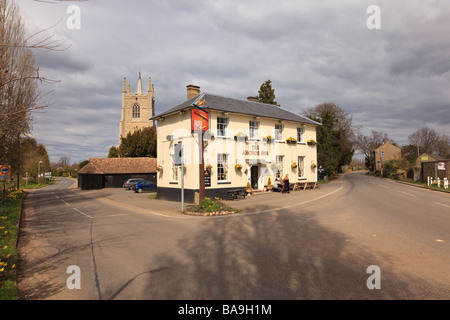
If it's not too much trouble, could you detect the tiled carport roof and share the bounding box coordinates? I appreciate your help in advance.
[78,157,157,175]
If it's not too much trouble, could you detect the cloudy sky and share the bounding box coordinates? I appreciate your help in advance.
[16,0,450,164]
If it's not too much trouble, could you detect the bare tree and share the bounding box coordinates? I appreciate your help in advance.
[356,130,393,170]
[408,127,448,157]
[0,0,71,139]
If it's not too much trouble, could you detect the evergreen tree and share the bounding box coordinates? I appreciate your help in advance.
[108,146,119,158]
[118,126,157,158]
[258,80,279,106]
[304,102,356,177]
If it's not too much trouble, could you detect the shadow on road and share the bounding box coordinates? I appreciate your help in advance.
[138,204,446,299]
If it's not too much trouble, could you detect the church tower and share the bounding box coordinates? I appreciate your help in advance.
[119,73,155,140]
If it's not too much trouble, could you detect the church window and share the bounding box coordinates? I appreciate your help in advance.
[132,104,140,118]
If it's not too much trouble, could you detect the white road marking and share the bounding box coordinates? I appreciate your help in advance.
[61,199,70,205]
[97,214,127,218]
[244,185,344,215]
[397,190,416,197]
[435,202,450,209]
[378,184,391,189]
[73,208,94,219]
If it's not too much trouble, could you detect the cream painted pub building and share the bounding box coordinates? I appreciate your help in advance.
[152,85,321,202]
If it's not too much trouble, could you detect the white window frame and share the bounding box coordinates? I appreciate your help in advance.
[275,155,284,179]
[171,155,178,182]
[297,156,305,179]
[275,124,283,141]
[217,117,228,138]
[297,127,304,143]
[249,121,259,140]
[217,153,229,182]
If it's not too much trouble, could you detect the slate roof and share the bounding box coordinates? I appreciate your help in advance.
[78,157,157,175]
[151,93,321,126]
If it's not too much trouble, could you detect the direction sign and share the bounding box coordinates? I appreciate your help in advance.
[0,165,11,180]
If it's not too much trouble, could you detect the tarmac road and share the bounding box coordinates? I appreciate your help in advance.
[17,173,450,299]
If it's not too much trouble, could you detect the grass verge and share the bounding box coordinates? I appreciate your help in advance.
[0,189,25,300]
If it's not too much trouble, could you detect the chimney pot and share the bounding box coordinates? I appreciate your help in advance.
[247,96,259,102]
[187,84,200,100]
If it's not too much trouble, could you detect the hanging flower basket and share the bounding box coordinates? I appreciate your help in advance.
[156,165,163,172]
[291,163,297,169]
[205,164,212,173]
[311,163,317,169]
[286,137,297,144]
[264,135,274,144]
[235,164,242,170]
[307,139,317,146]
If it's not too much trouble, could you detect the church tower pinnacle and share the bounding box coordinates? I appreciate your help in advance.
[137,72,143,95]
[119,73,155,141]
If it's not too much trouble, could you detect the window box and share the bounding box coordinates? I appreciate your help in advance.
[307,139,317,146]
[286,137,297,144]
[263,136,274,144]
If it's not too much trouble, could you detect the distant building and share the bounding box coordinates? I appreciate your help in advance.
[421,159,450,182]
[78,157,156,190]
[119,73,155,141]
[374,140,401,174]
[414,153,445,181]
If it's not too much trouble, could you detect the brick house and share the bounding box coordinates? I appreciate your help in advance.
[373,140,401,174]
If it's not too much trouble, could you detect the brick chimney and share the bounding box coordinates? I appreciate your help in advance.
[187,84,200,100]
[247,96,259,102]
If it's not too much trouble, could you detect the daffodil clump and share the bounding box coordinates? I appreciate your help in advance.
[0,188,25,300]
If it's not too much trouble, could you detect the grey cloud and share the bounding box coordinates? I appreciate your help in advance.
[15,0,450,163]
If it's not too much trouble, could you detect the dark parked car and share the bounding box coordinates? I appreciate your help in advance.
[132,180,157,193]
[123,178,144,190]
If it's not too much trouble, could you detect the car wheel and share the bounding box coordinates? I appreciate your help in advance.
[137,188,143,193]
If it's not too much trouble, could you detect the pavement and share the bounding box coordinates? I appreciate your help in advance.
[68,179,342,219]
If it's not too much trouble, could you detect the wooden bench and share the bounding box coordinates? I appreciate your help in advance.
[225,188,247,200]
[292,182,320,190]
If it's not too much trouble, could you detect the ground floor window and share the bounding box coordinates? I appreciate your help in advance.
[217,153,229,181]
[275,155,284,178]
[298,156,305,178]
[171,159,178,182]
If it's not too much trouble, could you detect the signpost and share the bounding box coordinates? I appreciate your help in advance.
[0,165,11,179]
[190,94,209,204]
[1,165,11,206]
[174,142,184,211]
